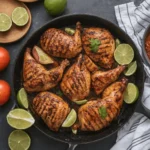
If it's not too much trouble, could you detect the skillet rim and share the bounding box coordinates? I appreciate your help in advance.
[11,13,145,145]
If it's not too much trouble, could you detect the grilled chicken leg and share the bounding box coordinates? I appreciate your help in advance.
[78,78,128,131]
[82,27,115,69]
[40,22,82,59]
[92,65,126,95]
[61,54,91,102]
[32,92,70,131]
[23,48,69,92]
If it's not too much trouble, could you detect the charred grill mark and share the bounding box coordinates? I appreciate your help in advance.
[88,106,101,130]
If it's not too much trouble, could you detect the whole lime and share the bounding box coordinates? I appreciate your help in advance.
[44,0,67,16]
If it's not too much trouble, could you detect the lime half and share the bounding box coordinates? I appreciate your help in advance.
[7,109,35,129]
[114,44,134,65]
[12,7,29,26]
[17,88,29,109]
[62,109,77,127]
[75,99,87,105]
[124,83,139,104]
[0,13,12,32]
[124,61,137,76]
[8,130,31,150]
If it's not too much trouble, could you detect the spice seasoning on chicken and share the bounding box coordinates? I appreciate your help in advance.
[145,34,150,60]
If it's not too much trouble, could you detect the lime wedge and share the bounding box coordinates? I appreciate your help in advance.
[124,61,137,76]
[62,109,77,127]
[17,88,29,109]
[0,13,12,32]
[12,7,29,26]
[72,129,77,134]
[8,130,31,150]
[32,46,54,65]
[114,44,134,65]
[65,28,75,35]
[75,99,87,105]
[7,109,35,129]
[115,39,121,48]
[124,83,139,104]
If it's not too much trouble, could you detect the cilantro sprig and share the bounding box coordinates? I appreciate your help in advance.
[89,38,101,53]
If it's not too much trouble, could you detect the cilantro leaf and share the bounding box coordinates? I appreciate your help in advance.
[98,106,107,119]
[56,90,63,97]
[89,38,101,53]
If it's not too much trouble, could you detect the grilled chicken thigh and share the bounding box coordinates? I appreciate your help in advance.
[92,65,126,95]
[61,54,91,101]
[32,92,70,131]
[23,48,69,92]
[82,27,115,69]
[78,78,128,131]
[102,78,128,107]
[40,22,82,59]
[83,55,99,73]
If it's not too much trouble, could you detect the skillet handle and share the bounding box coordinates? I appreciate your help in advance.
[67,143,78,150]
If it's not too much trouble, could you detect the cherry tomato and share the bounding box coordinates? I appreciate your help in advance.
[0,47,10,71]
[0,80,11,106]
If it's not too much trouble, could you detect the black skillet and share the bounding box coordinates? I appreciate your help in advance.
[12,14,145,150]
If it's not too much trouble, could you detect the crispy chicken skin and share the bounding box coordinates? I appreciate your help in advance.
[92,65,126,95]
[78,78,128,131]
[40,22,82,59]
[32,92,70,131]
[83,55,99,73]
[23,48,69,92]
[82,27,115,69]
[61,54,91,102]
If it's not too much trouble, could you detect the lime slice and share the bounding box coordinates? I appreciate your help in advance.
[72,129,77,134]
[75,99,87,105]
[124,83,139,104]
[124,61,137,76]
[8,130,31,150]
[62,109,77,127]
[0,13,12,32]
[114,44,134,65]
[115,39,121,48]
[7,109,35,129]
[17,88,29,109]
[12,7,29,26]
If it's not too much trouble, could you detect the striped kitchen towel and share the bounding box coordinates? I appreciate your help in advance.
[111,1,150,150]
[114,0,150,109]
[111,113,150,150]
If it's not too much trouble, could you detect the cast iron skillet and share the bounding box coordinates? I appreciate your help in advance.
[12,14,145,150]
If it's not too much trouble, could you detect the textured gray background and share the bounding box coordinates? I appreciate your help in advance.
[0,0,146,150]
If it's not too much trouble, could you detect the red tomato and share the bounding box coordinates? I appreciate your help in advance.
[0,80,11,106]
[0,47,10,71]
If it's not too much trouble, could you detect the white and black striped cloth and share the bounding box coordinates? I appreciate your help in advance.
[111,1,150,150]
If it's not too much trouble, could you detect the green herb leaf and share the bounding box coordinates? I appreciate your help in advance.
[89,38,101,53]
[56,90,63,97]
[98,106,107,119]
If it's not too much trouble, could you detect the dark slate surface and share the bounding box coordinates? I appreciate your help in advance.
[0,0,146,150]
